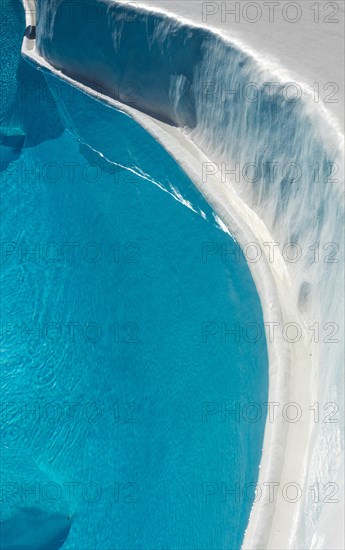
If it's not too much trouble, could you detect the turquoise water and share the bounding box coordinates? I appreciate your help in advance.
[0,2,268,549]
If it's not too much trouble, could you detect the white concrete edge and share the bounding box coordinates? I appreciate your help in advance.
[20,1,315,549]
[113,0,344,151]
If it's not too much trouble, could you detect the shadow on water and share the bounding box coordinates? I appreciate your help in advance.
[0,449,72,550]
[0,1,64,172]
[0,58,65,171]
[0,130,25,164]
[0,508,72,550]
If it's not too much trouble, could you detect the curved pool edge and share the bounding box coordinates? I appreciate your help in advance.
[20,1,315,548]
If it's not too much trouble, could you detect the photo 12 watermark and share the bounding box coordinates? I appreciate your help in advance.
[201,2,341,25]
[201,480,339,504]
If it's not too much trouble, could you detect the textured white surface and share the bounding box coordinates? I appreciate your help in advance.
[131,0,345,129]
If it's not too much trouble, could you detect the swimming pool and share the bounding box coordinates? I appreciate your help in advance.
[0,2,268,549]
